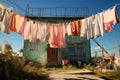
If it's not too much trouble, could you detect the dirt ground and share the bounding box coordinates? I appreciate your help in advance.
[47,69,104,80]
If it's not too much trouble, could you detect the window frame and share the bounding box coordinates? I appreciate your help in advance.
[66,42,85,57]
[29,40,40,51]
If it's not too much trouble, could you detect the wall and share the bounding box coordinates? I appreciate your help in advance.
[24,37,91,66]
[59,35,91,64]
[23,18,91,66]
[23,40,47,66]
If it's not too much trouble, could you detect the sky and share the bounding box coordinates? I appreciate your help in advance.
[0,0,120,56]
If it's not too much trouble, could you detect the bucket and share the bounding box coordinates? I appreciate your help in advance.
[62,59,69,66]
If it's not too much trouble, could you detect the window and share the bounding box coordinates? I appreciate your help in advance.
[67,42,85,56]
[68,46,75,55]
[29,40,39,51]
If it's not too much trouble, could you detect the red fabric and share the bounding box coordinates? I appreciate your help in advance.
[10,13,17,32]
[47,23,66,48]
[71,20,81,36]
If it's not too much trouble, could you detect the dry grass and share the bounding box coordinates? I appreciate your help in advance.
[96,70,120,80]
[83,64,120,80]
[23,64,48,76]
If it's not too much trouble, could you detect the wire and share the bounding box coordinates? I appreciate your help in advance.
[116,3,120,6]
[6,0,26,12]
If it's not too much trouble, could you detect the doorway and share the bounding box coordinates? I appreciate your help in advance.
[47,44,58,65]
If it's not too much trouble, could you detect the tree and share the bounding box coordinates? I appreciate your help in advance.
[4,43,13,55]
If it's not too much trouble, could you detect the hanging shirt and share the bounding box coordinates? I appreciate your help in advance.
[80,19,87,37]
[96,13,104,37]
[19,19,31,40]
[87,15,103,39]
[76,20,81,36]
[23,20,31,40]
[1,9,12,34]
[10,13,24,32]
[71,21,77,36]
[93,15,101,38]
[15,14,24,33]
[66,22,72,36]
[37,22,47,42]
[29,21,38,42]
[48,23,66,48]
[103,5,117,32]
[86,16,94,39]
[71,20,81,36]
[10,13,17,32]
[18,17,27,35]
[0,4,6,21]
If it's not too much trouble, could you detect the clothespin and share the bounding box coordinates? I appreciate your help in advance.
[33,20,36,24]
[27,18,30,21]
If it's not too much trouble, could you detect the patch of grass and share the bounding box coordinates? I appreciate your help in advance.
[83,64,96,72]
[96,70,120,80]
[83,63,120,80]
[23,64,48,75]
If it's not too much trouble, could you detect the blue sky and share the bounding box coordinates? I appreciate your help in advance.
[0,0,120,56]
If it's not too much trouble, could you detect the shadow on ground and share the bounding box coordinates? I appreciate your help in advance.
[68,72,96,75]
[64,77,97,80]
[0,69,50,80]
[100,77,111,80]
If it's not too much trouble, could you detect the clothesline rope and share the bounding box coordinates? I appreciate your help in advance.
[116,3,120,6]
[0,3,119,47]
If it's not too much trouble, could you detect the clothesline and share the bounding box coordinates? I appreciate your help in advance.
[0,3,120,48]
[0,2,118,24]
[116,3,120,6]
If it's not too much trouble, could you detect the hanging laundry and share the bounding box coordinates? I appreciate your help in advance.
[19,19,31,40]
[15,14,24,33]
[47,23,66,48]
[86,16,94,39]
[96,13,104,37]
[103,5,117,32]
[1,9,12,34]
[0,3,119,41]
[80,18,88,37]
[29,21,38,42]
[81,13,104,39]
[10,13,24,32]
[71,20,81,36]
[18,17,27,35]
[10,13,16,32]
[0,4,6,21]
[76,20,82,36]
[24,20,32,40]
[71,21,77,36]
[66,22,72,36]
[93,15,101,38]
[37,22,47,42]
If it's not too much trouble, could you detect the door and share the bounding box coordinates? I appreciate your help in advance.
[47,44,58,65]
